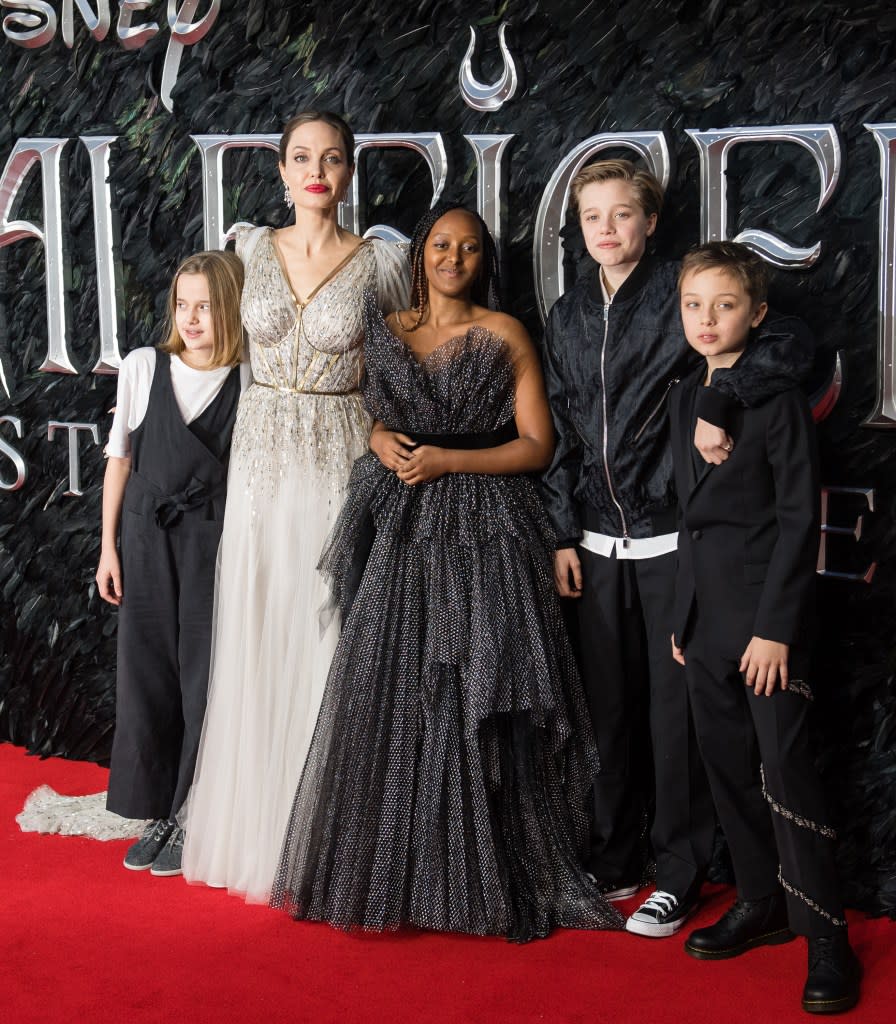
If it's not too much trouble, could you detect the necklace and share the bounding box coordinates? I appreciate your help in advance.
[395,306,429,333]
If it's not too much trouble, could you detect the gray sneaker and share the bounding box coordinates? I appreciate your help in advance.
[123,819,175,871]
[150,826,185,877]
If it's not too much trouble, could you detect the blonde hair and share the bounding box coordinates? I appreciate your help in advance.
[160,250,245,369]
[570,158,664,221]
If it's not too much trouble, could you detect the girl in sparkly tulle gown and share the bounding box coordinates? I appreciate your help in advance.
[180,112,408,902]
[271,204,624,941]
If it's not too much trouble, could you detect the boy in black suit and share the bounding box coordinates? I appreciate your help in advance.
[669,242,860,1014]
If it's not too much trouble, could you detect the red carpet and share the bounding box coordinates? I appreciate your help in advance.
[2,742,892,1024]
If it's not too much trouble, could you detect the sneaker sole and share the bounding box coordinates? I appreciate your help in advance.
[122,859,155,872]
[586,876,639,901]
[625,909,693,938]
[606,884,639,902]
[149,865,183,877]
[685,927,796,959]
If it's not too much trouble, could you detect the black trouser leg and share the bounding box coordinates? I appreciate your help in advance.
[635,552,714,898]
[574,547,647,882]
[107,512,183,820]
[743,655,844,937]
[686,636,844,937]
[170,522,220,818]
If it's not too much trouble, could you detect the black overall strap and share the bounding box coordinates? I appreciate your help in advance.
[126,350,236,526]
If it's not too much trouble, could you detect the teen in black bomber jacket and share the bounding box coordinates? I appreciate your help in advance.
[540,159,814,939]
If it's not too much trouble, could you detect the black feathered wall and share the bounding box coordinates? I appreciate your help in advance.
[1,0,895,915]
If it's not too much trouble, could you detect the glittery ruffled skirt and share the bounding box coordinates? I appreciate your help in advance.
[270,455,625,940]
[181,385,371,903]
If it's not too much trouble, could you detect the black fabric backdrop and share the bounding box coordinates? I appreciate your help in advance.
[1,1,894,915]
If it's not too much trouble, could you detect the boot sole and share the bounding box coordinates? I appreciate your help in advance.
[802,961,862,1015]
[801,992,860,1015]
[685,927,796,959]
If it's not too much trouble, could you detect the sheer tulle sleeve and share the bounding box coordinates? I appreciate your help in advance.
[371,238,410,314]
[233,223,265,267]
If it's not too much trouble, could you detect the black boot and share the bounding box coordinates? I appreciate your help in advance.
[684,890,794,959]
[802,932,861,1014]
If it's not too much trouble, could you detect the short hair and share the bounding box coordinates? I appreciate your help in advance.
[278,110,355,166]
[570,158,664,221]
[403,201,501,330]
[160,250,245,369]
[679,241,770,306]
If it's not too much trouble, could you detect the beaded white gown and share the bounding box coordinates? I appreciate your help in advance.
[181,226,408,902]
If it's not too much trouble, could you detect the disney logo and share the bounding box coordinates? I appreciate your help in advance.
[0,1,221,111]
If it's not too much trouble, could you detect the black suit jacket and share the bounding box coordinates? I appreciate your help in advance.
[669,366,820,657]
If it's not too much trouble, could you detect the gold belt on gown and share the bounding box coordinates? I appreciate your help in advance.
[252,381,360,397]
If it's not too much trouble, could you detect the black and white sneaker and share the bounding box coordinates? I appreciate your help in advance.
[150,826,185,877]
[123,819,175,871]
[587,874,640,901]
[625,889,696,937]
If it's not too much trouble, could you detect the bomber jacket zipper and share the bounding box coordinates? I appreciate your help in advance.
[599,301,630,545]
[632,377,680,444]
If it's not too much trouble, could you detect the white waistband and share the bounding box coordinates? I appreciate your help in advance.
[579,530,678,560]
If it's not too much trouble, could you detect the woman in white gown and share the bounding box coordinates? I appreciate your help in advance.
[181,111,408,901]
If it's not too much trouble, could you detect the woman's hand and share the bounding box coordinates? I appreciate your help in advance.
[395,445,452,485]
[96,547,123,606]
[370,428,416,472]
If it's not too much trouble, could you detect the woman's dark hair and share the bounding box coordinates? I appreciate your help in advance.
[278,110,355,166]
[405,201,501,330]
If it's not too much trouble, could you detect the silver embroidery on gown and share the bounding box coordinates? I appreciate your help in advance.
[181,228,408,902]
[17,787,145,841]
[271,300,625,940]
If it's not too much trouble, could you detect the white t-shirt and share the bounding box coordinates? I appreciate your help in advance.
[106,348,251,459]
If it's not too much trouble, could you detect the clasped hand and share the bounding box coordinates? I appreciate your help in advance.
[369,429,450,484]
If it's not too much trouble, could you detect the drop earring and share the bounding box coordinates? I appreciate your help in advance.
[283,184,294,209]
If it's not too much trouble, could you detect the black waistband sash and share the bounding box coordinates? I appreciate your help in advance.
[126,470,226,529]
[406,419,518,450]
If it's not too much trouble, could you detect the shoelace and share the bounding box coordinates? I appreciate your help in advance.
[808,937,848,973]
[640,891,679,914]
[144,819,172,841]
[722,899,766,926]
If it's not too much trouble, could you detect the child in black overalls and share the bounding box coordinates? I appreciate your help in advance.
[96,250,246,876]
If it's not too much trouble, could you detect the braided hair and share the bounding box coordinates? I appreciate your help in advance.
[403,201,501,331]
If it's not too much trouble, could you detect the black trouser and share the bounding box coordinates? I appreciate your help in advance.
[685,633,844,937]
[106,509,221,821]
[575,546,714,898]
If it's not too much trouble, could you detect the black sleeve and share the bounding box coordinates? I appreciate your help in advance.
[753,391,821,644]
[539,311,583,546]
[709,312,816,409]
